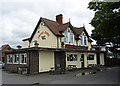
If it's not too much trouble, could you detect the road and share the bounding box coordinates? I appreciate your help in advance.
[2,67,120,84]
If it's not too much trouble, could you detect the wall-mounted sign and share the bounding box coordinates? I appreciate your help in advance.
[38,31,50,39]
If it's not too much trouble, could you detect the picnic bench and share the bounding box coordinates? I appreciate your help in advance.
[17,66,28,74]
[87,64,106,71]
[49,67,66,74]
[67,65,77,71]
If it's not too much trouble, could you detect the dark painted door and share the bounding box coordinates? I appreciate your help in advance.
[80,54,84,68]
[54,51,66,69]
[97,53,100,65]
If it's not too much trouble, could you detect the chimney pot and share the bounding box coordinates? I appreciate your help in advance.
[17,45,22,49]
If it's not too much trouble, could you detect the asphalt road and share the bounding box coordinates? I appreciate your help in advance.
[2,67,120,84]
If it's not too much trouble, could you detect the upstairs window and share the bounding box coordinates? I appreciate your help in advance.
[84,36,88,46]
[80,36,83,45]
[69,32,74,45]
[80,35,88,46]
[64,31,68,44]
[64,31,74,45]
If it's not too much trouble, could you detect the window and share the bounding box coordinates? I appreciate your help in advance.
[64,31,74,45]
[80,36,83,45]
[88,55,94,60]
[80,35,88,46]
[33,40,37,46]
[69,32,74,45]
[13,54,19,64]
[7,54,12,64]
[20,53,27,64]
[64,31,68,44]
[84,36,88,46]
[67,54,77,61]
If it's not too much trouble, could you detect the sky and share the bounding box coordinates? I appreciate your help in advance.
[0,0,95,48]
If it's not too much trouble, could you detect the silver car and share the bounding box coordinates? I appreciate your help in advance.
[0,61,4,69]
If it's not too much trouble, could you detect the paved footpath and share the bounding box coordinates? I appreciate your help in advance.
[2,67,120,84]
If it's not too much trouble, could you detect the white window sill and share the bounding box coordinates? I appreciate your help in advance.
[20,63,27,64]
[13,63,19,64]
[7,63,12,64]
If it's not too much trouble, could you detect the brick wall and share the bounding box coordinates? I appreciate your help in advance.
[29,50,39,74]
[4,52,29,73]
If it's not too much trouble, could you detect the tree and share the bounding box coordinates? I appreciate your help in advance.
[88,1,120,58]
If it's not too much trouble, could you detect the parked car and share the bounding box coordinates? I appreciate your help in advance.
[0,61,4,69]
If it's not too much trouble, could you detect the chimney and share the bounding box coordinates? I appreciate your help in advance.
[56,14,63,24]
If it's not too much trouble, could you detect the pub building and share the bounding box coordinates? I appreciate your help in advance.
[4,14,106,74]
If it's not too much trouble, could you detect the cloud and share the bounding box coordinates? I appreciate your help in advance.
[0,0,95,48]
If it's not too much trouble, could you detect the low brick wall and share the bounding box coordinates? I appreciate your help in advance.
[5,64,29,73]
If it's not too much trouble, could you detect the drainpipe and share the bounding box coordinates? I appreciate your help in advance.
[57,37,59,48]
[28,40,31,48]
[28,51,30,74]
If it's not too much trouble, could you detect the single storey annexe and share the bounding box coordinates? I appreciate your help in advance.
[4,14,106,74]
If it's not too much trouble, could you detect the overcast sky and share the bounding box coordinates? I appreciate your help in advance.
[0,0,95,48]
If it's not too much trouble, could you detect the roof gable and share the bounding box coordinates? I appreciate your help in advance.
[23,16,90,42]
[73,26,89,37]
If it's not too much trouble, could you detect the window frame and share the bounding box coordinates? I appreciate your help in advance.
[69,32,74,45]
[84,36,88,46]
[20,53,27,64]
[80,35,83,46]
[87,55,94,60]
[7,54,13,64]
[64,31,74,45]
[64,31,69,44]
[67,54,77,61]
[13,54,19,64]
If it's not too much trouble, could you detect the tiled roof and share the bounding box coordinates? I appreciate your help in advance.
[42,17,61,36]
[23,17,89,42]
[73,27,84,35]
[0,45,8,50]
[41,17,87,36]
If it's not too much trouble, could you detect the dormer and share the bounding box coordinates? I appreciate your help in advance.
[64,27,74,45]
[79,31,88,46]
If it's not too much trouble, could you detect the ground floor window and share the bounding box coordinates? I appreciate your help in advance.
[7,53,27,64]
[67,54,77,61]
[13,54,19,64]
[87,55,94,60]
[7,54,13,64]
[20,53,27,64]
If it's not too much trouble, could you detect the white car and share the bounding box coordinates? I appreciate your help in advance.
[0,61,4,69]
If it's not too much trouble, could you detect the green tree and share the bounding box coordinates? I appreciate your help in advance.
[88,1,120,58]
